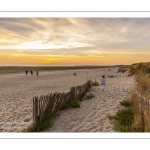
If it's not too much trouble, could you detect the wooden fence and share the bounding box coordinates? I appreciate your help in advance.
[136,91,150,131]
[33,80,92,125]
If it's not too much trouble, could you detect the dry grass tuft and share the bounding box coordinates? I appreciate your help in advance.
[136,74,150,91]
[118,65,130,73]
[135,73,150,98]
[130,91,143,132]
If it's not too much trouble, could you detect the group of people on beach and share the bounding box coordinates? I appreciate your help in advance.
[26,69,107,84]
[26,70,39,76]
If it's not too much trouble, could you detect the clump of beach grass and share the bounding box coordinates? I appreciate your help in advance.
[108,108,134,132]
[23,112,60,132]
[60,99,80,110]
[120,100,131,107]
[92,79,99,86]
[129,62,150,98]
[118,65,130,73]
[135,73,150,98]
[108,91,143,132]
[114,109,134,132]
[107,114,116,120]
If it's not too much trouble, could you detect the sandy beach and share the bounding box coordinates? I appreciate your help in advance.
[0,68,135,132]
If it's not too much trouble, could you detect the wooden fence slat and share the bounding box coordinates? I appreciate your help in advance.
[33,97,35,124]
[50,93,57,112]
[35,96,38,125]
[55,93,62,111]
[136,90,150,131]
[52,92,60,112]
[58,93,65,109]
[39,95,43,123]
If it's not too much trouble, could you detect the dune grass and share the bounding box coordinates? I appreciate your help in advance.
[130,92,143,132]
[23,112,60,132]
[60,99,80,110]
[118,65,130,73]
[129,62,150,131]
[130,62,150,98]
[92,79,99,86]
[114,109,134,132]
[108,92,143,132]
[120,100,131,107]
[107,103,134,132]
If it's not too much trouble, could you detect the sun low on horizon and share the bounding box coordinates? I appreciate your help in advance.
[0,18,150,66]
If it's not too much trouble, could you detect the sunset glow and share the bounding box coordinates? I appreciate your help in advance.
[0,18,150,66]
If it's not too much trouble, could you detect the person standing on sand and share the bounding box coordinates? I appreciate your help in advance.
[36,70,38,76]
[30,70,33,75]
[100,75,106,85]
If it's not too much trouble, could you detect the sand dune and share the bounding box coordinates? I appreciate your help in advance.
[0,68,135,132]
[45,69,135,132]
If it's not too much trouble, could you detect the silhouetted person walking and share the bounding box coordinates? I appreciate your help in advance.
[25,70,28,76]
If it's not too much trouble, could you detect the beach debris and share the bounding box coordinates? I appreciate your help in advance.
[73,72,77,76]
[108,75,116,78]
[86,93,95,99]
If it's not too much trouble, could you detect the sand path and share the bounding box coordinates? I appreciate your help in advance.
[0,68,135,132]
[45,69,135,132]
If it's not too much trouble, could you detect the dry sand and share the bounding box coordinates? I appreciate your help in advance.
[0,68,135,132]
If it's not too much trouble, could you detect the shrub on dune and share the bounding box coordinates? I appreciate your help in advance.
[92,79,99,86]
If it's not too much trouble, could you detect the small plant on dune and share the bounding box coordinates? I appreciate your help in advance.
[108,109,134,132]
[107,114,116,120]
[60,102,71,110]
[24,112,60,132]
[70,99,80,108]
[107,109,134,132]
[120,100,131,107]
[60,99,80,110]
[92,79,99,86]
[114,109,134,132]
[108,91,144,132]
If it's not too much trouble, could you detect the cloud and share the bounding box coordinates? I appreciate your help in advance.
[1,18,150,50]
[1,18,150,65]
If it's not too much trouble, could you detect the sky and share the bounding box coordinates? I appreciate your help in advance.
[0,18,150,66]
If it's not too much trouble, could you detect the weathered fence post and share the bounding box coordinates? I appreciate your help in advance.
[33,96,39,125]
[33,97,35,124]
